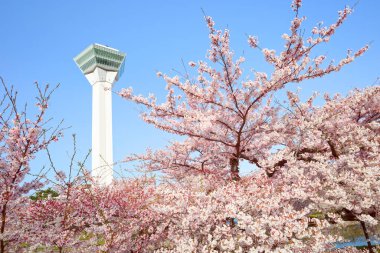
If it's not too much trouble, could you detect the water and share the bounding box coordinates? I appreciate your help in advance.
[336,237,380,249]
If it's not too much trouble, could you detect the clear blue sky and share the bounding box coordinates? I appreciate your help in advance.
[0,0,379,178]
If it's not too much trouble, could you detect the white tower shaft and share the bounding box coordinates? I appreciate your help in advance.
[85,68,118,185]
[92,80,113,185]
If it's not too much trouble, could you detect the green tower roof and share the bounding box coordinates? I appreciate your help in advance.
[74,44,126,80]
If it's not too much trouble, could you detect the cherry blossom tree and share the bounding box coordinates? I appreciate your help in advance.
[19,139,94,252]
[264,86,380,252]
[120,0,368,182]
[82,179,164,252]
[15,134,162,252]
[0,77,61,252]
[141,86,379,252]
[118,0,379,251]
[149,174,336,252]
[22,156,165,253]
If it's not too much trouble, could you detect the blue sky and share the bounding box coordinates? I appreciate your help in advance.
[0,0,379,179]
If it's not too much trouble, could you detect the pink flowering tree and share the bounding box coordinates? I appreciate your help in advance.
[148,174,336,252]
[0,77,61,252]
[142,86,379,252]
[264,86,380,252]
[22,147,165,253]
[16,133,161,252]
[81,179,165,252]
[118,0,378,251]
[120,0,368,182]
[19,140,95,252]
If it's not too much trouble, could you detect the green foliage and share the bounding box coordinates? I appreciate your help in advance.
[30,188,59,201]
[308,211,325,219]
[79,231,93,241]
[96,237,106,246]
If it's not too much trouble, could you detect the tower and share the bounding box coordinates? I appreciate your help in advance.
[74,44,126,185]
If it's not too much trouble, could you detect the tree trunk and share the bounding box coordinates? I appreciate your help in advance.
[360,220,374,253]
[1,204,7,253]
[229,158,240,181]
